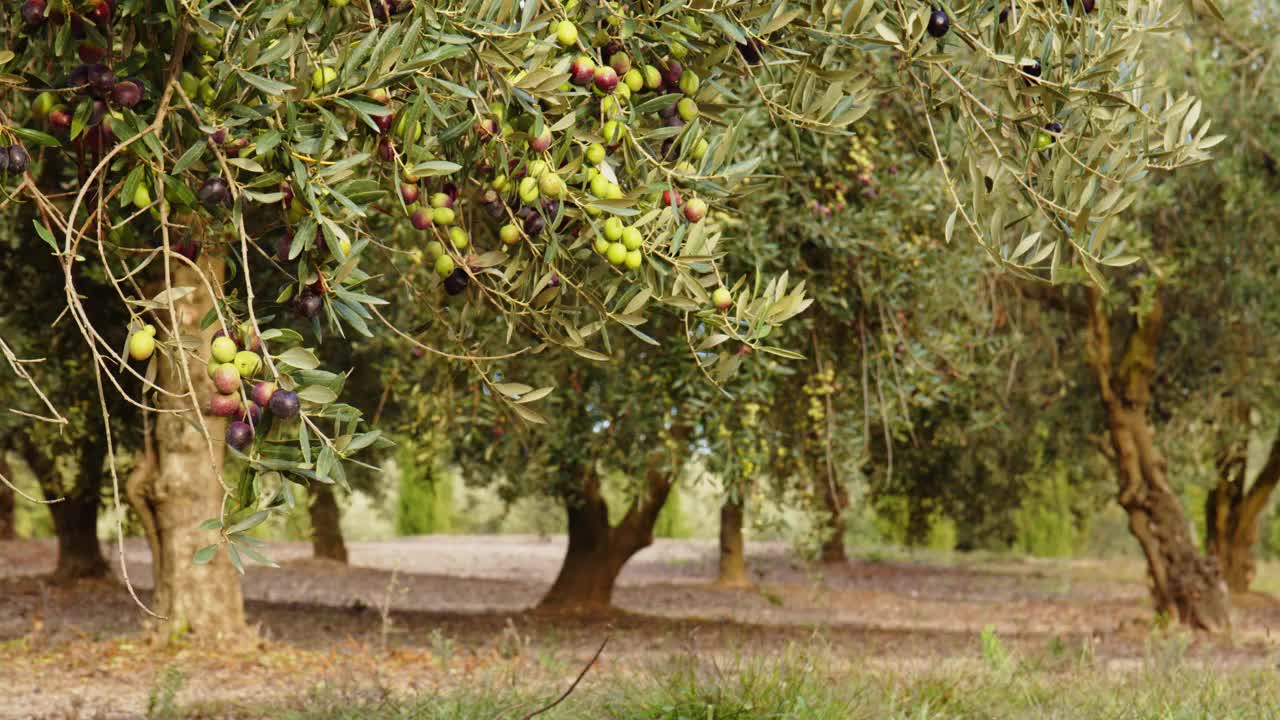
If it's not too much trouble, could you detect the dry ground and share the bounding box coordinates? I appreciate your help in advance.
[2,535,1279,718]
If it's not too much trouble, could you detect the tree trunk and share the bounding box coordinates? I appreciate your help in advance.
[47,489,108,582]
[126,256,246,643]
[22,436,109,582]
[309,483,348,563]
[818,469,849,564]
[1206,426,1280,594]
[539,461,676,612]
[716,496,749,587]
[1085,287,1230,631]
[0,453,14,541]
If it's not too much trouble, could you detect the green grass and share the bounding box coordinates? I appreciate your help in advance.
[176,644,1280,720]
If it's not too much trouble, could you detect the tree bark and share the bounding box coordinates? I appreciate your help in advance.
[716,496,749,587]
[1085,287,1230,631]
[1206,424,1280,594]
[539,459,676,612]
[47,488,108,582]
[309,483,348,563]
[126,256,246,643]
[818,468,849,564]
[21,436,109,582]
[0,453,14,541]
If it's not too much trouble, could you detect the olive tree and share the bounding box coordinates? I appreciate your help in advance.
[1,0,1219,639]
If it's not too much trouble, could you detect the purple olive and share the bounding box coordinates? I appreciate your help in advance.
[8,146,29,175]
[197,176,230,206]
[268,389,300,419]
[226,421,254,451]
[443,268,469,295]
[295,290,323,318]
[111,80,142,108]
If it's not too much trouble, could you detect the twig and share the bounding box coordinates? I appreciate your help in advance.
[507,636,609,720]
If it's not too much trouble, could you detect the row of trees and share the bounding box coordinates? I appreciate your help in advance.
[1,0,1270,643]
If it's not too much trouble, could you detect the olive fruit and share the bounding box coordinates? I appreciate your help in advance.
[712,287,733,311]
[295,290,323,318]
[233,351,261,378]
[927,9,950,38]
[642,65,663,90]
[660,59,683,90]
[594,66,619,93]
[435,254,456,277]
[624,69,644,93]
[737,40,764,65]
[268,389,301,419]
[602,119,626,145]
[211,393,243,418]
[211,335,238,364]
[586,143,606,165]
[523,213,546,237]
[499,224,521,245]
[22,0,46,27]
[411,207,433,230]
[226,421,254,451]
[678,71,700,96]
[1022,60,1042,84]
[556,22,579,47]
[311,65,338,90]
[401,183,420,204]
[570,56,596,85]
[443,268,469,295]
[431,207,455,226]
[624,249,643,270]
[676,98,699,121]
[197,176,230,206]
[621,226,643,251]
[449,226,469,250]
[529,129,553,153]
[252,382,276,408]
[539,172,566,199]
[1033,131,1053,151]
[213,363,242,394]
[111,81,143,108]
[662,189,682,207]
[684,197,708,223]
[7,146,29,175]
[604,217,624,241]
[519,176,541,204]
[606,242,628,266]
[128,328,156,361]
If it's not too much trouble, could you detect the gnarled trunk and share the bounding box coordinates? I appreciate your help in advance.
[1206,425,1280,594]
[22,436,108,582]
[716,496,748,587]
[818,468,849,564]
[0,454,14,541]
[127,256,246,643]
[309,483,348,563]
[539,462,676,612]
[1086,287,1230,631]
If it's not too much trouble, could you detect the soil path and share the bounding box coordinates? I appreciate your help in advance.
[3,536,1279,719]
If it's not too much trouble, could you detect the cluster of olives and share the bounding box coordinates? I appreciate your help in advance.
[24,0,150,155]
[205,330,299,452]
[924,8,1081,155]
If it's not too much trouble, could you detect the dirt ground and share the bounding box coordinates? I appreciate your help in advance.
[3,535,1280,719]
